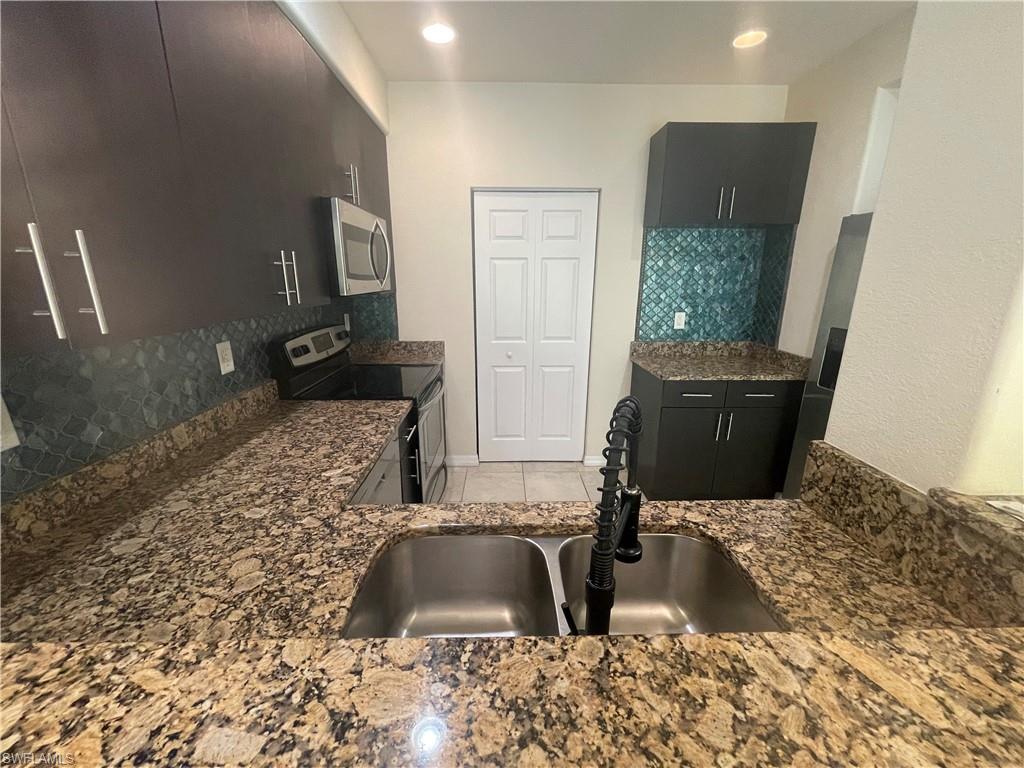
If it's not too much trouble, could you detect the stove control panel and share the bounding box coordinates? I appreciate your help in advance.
[283,324,350,367]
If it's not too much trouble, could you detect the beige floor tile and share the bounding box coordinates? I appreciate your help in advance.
[522,462,585,473]
[524,472,589,502]
[462,471,526,502]
[441,468,467,502]
[472,462,523,473]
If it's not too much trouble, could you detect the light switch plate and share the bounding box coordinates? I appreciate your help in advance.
[216,340,235,375]
[673,311,687,330]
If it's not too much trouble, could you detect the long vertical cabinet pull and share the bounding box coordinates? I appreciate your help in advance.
[25,223,67,339]
[345,164,360,206]
[714,412,723,441]
[290,250,301,304]
[716,186,725,220]
[725,412,734,440]
[70,230,109,334]
[274,250,293,305]
[728,186,736,219]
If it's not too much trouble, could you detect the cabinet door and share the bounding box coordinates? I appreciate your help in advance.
[246,2,331,308]
[712,408,789,499]
[652,407,721,500]
[727,123,816,225]
[655,124,733,227]
[159,1,289,320]
[1,1,207,345]
[353,107,392,221]
[1,103,70,356]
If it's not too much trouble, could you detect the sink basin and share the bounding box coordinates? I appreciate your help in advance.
[555,534,781,635]
[343,535,560,638]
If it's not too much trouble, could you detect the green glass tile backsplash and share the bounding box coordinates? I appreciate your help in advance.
[635,227,792,343]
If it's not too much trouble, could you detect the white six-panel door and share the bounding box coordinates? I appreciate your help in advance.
[473,190,598,461]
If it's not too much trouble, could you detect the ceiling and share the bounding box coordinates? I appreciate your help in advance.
[341,1,914,85]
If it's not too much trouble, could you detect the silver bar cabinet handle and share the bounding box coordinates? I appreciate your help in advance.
[72,230,109,334]
[26,223,67,339]
[714,413,723,441]
[729,186,736,219]
[744,393,776,398]
[274,250,292,305]
[681,392,713,398]
[354,165,361,206]
[726,412,734,441]
[410,448,422,483]
[716,186,725,219]
[346,164,359,204]
[290,250,301,304]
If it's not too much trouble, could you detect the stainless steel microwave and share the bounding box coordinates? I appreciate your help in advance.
[326,197,393,296]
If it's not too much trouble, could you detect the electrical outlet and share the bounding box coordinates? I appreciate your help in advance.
[216,340,235,375]
[673,311,687,330]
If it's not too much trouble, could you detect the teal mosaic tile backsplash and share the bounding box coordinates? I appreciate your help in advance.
[0,292,397,500]
[635,227,792,343]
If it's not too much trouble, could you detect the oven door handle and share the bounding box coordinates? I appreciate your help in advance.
[419,380,445,411]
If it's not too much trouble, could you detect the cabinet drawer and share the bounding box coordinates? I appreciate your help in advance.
[725,380,803,408]
[662,381,727,407]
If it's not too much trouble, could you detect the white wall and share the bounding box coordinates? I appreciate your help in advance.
[779,12,915,357]
[277,1,390,131]
[386,82,787,460]
[827,1,1024,493]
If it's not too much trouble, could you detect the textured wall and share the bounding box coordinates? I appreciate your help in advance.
[779,12,914,357]
[0,293,397,500]
[636,226,792,343]
[386,81,788,461]
[827,2,1024,492]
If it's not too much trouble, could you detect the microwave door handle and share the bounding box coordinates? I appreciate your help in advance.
[373,220,392,288]
[367,224,383,286]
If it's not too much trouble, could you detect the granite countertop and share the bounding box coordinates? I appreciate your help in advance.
[631,341,810,381]
[2,401,1022,765]
[349,340,445,365]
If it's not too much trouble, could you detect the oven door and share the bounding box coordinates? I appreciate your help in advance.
[329,198,393,296]
[416,378,447,503]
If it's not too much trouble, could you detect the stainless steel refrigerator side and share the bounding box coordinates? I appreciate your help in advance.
[783,213,872,497]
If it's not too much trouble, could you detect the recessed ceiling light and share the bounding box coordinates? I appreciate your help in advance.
[422,23,455,45]
[732,29,768,49]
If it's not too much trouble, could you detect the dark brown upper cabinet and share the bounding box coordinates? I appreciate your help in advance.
[1,0,389,353]
[1,101,70,356]
[1,1,208,348]
[159,1,331,318]
[644,122,816,228]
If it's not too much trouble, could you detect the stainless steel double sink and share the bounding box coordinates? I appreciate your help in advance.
[343,534,781,638]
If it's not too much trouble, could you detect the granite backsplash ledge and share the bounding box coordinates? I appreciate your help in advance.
[801,440,1024,626]
[0,383,279,594]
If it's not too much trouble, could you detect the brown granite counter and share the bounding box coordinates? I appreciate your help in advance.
[349,340,444,365]
[3,400,1022,766]
[631,341,809,381]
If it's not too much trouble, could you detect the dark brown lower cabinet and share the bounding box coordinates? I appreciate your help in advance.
[654,408,720,500]
[711,407,791,499]
[632,364,801,500]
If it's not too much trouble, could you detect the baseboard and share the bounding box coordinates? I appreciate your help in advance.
[446,455,480,467]
[583,455,605,467]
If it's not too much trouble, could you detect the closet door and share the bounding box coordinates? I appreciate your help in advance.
[473,191,598,462]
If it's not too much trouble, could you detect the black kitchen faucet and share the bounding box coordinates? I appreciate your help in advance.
[563,396,644,635]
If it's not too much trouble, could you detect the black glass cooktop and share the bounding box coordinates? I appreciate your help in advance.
[350,363,439,400]
[294,362,440,401]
